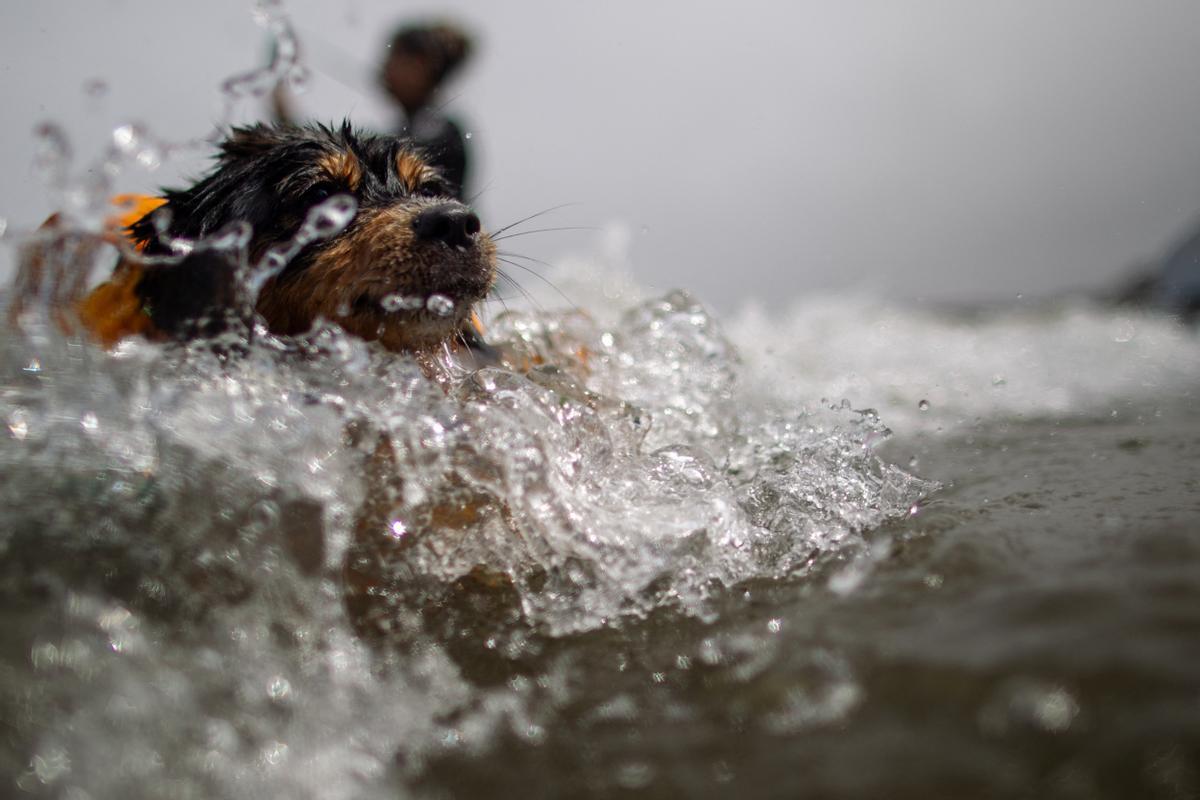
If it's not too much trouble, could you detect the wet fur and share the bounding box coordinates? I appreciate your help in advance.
[109,122,495,351]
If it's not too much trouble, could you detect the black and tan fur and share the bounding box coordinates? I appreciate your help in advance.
[82,122,495,353]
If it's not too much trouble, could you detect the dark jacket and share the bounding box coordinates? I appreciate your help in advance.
[404,110,469,200]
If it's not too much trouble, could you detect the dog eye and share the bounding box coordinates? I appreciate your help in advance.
[305,181,339,203]
[416,180,447,198]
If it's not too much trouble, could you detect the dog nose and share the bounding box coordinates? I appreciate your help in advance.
[412,203,481,248]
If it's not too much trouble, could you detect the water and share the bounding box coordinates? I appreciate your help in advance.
[2,232,1198,797]
[3,9,1200,794]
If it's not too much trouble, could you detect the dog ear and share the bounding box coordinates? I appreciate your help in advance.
[129,126,293,250]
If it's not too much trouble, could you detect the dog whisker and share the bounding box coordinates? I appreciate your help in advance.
[491,225,597,243]
[489,203,580,238]
[487,291,512,316]
[493,266,545,313]
[496,255,577,310]
[496,249,556,271]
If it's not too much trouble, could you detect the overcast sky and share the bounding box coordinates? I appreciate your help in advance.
[3,0,1200,311]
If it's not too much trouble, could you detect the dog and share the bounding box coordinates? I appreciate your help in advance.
[78,122,496,354]
[39,122,516,640]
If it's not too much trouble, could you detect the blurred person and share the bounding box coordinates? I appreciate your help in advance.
[379,22,474,200]
[272,20,476,200]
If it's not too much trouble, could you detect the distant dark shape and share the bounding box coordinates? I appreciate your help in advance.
[1114,218,1200,324]
[1154,224,1200,321]
[380,21,475,200]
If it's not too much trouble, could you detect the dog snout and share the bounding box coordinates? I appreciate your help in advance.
[412,203,481,249]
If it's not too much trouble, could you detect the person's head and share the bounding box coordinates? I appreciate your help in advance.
[380,22,473,111]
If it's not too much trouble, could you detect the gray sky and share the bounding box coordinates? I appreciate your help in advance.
[3,0,1200,311]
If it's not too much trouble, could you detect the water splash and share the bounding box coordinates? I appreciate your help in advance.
[380,293,425,313]
[426,294,456,316]
[219,0,305,122]
[111,123,165,172]
[14,241,1198,796]
[248,194,358,296]
[732,293,1200,434]
[0,242,936,794]
[32,123,71,189]
[10,0,306,247]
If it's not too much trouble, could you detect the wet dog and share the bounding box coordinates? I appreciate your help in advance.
[20,123,512,642]
[78,122,496,353]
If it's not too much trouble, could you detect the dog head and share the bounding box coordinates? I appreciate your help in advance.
[131,123,495,351]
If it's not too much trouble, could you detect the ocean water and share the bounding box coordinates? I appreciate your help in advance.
[2,236,1198,798]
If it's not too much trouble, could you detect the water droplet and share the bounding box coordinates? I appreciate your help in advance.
[249,500,279,529]
[260,741,289,766]
[23,359,42,373]
[262,250,288,271]
[426,294,455,316]
[33,122,71,183]
[979,680,1080,735]
[286,64,310,92]
[135,145,163,171]
[111,123,142,154]
[918,399,930,411]
[0,217,7,239]
[464,131,473,140]
[83,78,109,98]
[303,195,358,239]
[267,676,292,701]
[381,294,423,312]
[8,411,29,441]
[250,2,274,28]
[81,412,99,434]
[829,560,869,595]
[615,761,654,789]
[112,123,163,171]
[991,374,1007,387]
[767,618,782,633]
[1113,318,1136,343]
[169,239,195,256]
[208,221,253,253]
[30,747,71,785]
